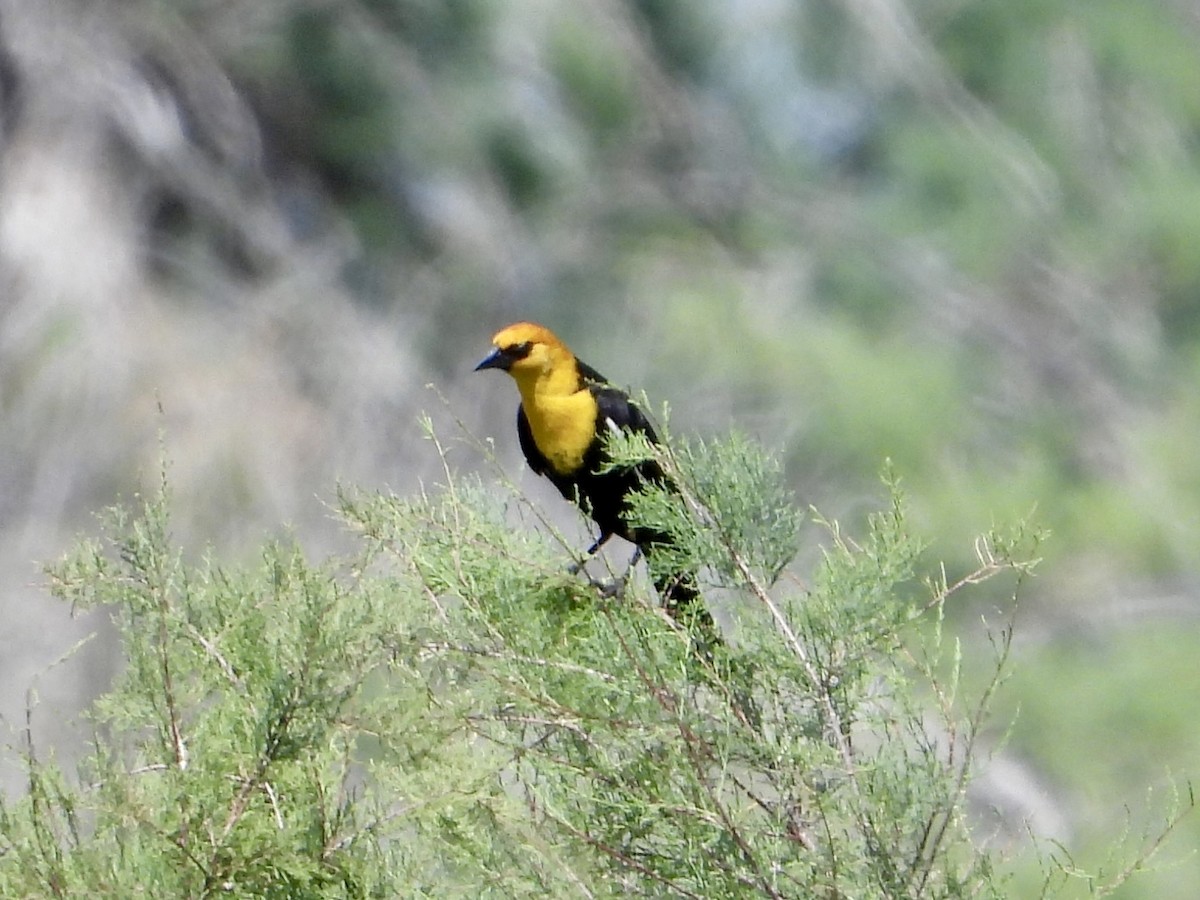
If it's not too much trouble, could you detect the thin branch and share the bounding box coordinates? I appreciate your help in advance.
[660,446,854,767]
[602,608,785,898]
[416,640,618,683]
[153,583,188,772]
[263,780,285,831]
[550,815,709,900]
[186,624,241,688]
[1093,782,1196,897]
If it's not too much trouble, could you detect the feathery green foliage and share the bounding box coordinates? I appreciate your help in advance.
[0,431,1187,897]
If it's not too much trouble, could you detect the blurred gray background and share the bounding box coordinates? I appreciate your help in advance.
[1,1,1198,893]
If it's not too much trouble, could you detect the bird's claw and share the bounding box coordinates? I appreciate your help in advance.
[591,577,622,599]
[570,546,643,601]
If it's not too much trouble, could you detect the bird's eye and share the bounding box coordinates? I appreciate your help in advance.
[508,341,533,359]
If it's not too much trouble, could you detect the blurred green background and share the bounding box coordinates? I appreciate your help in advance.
[0,0,1197,893]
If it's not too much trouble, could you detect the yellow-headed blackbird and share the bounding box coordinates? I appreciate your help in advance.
[474,321,711,631]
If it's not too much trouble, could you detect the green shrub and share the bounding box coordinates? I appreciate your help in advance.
[0,427,1184,897]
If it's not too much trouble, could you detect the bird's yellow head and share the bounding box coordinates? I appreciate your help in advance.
[474,322,575,391]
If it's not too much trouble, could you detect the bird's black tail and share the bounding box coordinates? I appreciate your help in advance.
[653,567,708,627]
[642,540,719,653]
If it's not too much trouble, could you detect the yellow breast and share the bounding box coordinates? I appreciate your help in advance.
[524,389,598,475]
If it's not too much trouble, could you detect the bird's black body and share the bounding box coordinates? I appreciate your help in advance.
[517,360,705,622]
[515,360,666,549]
[475,323,707,626]
[477,322,749,721]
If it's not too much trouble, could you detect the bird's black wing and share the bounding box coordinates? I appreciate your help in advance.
[574,355,661,447]
[579,384,669,539]
[588,383,709,641]
[516,405,550,476]
[592,385,662,453]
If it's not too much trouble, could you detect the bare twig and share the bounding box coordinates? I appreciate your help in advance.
[1093,782,1196,897]
[186,624,241,688]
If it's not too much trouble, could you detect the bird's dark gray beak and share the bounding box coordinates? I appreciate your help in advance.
[474,346,507,372]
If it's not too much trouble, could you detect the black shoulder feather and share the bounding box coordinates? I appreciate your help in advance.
[575,357,610,390]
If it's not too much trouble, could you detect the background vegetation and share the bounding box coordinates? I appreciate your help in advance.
[0,0,1198,895]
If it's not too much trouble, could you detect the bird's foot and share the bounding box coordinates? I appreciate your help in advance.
[568,533,613,576]
[589,576,623,599]
[576,548,643,601]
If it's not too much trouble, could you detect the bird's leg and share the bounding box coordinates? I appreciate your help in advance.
[570,532,636,599]
[587,546,645,600]
[567,531,612,575]
[625,546,643,569]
